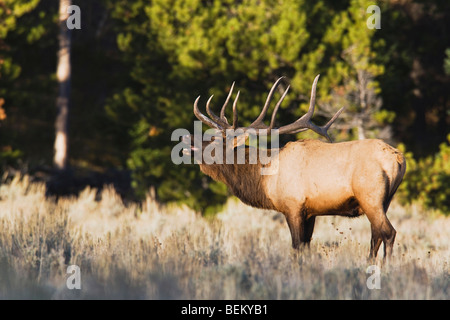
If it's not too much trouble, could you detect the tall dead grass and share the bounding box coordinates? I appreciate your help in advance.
[0,175,448,299]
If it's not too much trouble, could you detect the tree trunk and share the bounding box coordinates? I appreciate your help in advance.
[357,69,367,140]
[356,117,366,140]
[54,0,72,170]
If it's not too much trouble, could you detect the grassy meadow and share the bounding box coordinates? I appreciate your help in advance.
[0,175,448,299]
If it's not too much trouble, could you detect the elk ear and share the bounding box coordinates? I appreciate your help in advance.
[233,133,249,148]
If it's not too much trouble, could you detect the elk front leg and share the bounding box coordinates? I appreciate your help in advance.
[285,214,302,249]
[285,212,315,249]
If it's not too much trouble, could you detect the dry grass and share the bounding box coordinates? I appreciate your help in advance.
[0,175,448,299]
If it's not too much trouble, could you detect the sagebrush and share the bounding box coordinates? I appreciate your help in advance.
[0,175,448,299]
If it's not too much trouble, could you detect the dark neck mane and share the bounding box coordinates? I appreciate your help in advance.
[199,147,275,210]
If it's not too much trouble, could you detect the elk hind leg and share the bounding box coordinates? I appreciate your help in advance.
[369,223,383,259]
[381,218,396,258]
[357,193,396,260]
[303,216,316,246]
[356,175,396,259]
[366,209,396,259]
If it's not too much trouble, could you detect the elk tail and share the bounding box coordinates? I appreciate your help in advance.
[384,150,406,212]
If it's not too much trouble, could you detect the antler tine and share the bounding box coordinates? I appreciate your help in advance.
[194,96,225,131]
[268,85,290,132]
[205,95,216,118]
[249,76,285,129]
[206,95,231,128]
[297,74,320,123]
[232,91,240,129]
[220,81,235,124]
[315,106,345,142]
[324,106,345,130]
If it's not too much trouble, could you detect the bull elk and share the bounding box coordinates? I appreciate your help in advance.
[184,75,406,259]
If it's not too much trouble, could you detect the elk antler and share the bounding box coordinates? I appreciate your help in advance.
[276,75,344,142]
[193,75,344,142]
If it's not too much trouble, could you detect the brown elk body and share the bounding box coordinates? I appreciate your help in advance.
[187,76,406,259]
